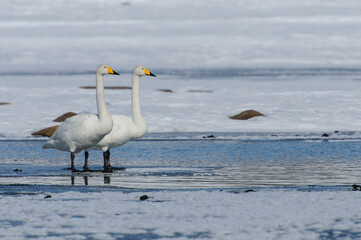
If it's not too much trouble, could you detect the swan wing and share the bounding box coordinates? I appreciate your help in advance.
[92,114,144,150]
[43,114,109,152]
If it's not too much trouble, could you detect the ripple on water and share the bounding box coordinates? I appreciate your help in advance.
[0,135,360,189]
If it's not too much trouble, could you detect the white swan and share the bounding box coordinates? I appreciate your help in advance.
[86,65,156,172]
[43,64,119,172]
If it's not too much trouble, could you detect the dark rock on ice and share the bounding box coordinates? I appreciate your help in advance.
[203,135,216,139]
[351,184,361,191]
[140,195,149,201]
[53,112,77,122]
[157,89,174,93]
[244,189,255,193]
[31,125,59,137]
[229,110,265,120]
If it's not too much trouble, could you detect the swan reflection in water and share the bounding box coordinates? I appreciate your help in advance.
[70,175,111,185]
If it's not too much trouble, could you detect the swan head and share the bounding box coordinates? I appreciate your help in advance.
[97,64,120,75]
[133,65,156,77]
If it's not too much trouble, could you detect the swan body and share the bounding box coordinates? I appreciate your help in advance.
[43,114,113,153]
[91,114,147,151]
[43,64,119,171]
[89,65,156,172]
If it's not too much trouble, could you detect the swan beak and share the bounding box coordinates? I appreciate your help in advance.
[144,69,156,77]
[107,67,120,75]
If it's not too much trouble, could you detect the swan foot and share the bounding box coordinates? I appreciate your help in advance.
[82,167,102,172]
[63,166,82,172]
[71,167,82,173]
[102,167,113,173]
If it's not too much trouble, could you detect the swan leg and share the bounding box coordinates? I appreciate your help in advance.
[83,151,91,172]
[83,151,101,172]
[103,150,113,173]
[102,150,126,171]
[83,176,88,185]
[70,152,81,172]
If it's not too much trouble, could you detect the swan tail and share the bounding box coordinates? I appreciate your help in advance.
[42,140,55,149]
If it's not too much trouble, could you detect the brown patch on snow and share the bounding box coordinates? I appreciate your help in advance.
[229,110,265,120]
[31,125,59,137]
[157,89,174,93]
[53,112,77,122]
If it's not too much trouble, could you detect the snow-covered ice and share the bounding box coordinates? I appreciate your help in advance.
[1,189,361,240]
[1,69,361,139]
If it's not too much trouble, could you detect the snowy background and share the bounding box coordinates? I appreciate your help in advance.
[1,0,361,138]
[1,0,361,72]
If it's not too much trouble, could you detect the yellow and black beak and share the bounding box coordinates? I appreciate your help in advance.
[107,67,120,75]
[144,68,156,77]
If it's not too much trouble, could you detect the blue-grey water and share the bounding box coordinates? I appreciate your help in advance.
[1,133,360,191]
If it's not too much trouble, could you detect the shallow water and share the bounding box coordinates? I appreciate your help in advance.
[1,133,360,190]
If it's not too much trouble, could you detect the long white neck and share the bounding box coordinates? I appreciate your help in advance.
[96,72,111,122]
[131,74,146,128]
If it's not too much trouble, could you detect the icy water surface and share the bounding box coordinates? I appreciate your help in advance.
[1,133,361,240]
[1,133,361,190]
